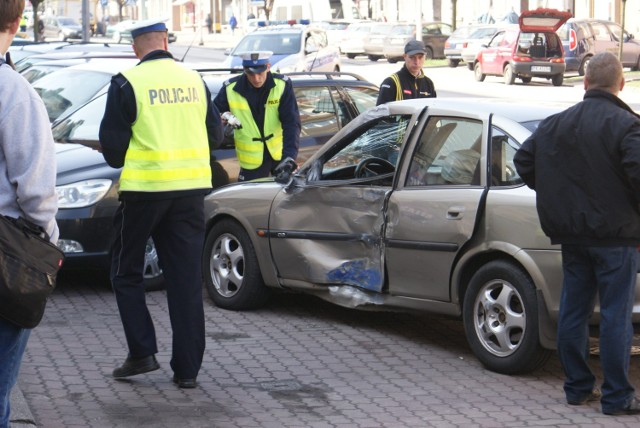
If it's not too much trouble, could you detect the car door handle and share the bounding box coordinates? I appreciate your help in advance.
[447,206,465,220]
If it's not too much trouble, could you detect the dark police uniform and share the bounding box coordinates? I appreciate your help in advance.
[214,64,301,181]
[99,48,223,382]
[376,64,437,105]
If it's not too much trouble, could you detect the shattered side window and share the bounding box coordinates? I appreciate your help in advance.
[322,114,411,175]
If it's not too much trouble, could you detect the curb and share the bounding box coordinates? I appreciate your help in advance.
[10,386,36,427]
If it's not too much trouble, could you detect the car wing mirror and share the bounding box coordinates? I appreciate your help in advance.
[224,48,231,55]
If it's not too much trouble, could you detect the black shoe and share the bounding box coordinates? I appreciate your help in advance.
[113,355,160,379]
[603,396,640,416]
[172,374,197,389]
[567,388,602,405]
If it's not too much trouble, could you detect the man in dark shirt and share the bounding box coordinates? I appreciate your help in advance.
[376,40,436,105]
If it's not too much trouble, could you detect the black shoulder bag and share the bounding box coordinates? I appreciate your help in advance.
[0,215,65,329]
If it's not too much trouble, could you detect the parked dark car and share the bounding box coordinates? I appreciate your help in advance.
[557,18,640,75]
[474,9,572,86]
[48,70,379,288]
[382,21,452,62]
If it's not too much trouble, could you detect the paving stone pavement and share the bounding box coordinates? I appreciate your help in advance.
[13,274,640,428]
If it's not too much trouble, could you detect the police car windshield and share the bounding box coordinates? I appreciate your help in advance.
[233,33,302,55]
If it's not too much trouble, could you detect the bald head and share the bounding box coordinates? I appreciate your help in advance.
[584,52,625,94]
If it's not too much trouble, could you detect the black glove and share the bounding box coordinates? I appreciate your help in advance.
[273,157,298,184]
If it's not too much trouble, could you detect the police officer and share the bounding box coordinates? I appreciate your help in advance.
[214,51,301,181]
[98,18,224,389]
[376,40,437,105]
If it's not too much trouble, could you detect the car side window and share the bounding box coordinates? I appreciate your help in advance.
[590,22,612,41]
[341,86,378,118]
[490,127,523,187]
[605,23,627,42]
[406,117,482,186]
[489,32,505,47]
[294,86,340,139]
[320,115,411,179]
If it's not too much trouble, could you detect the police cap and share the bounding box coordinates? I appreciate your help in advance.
[240,51,272,73]
[129,18,168,39]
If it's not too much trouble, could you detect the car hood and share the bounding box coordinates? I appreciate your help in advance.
[519,8,572,32]
[55,142,119,185]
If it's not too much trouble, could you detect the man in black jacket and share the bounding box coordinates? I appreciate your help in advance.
[514,52,640,416]
[376,40,436,105]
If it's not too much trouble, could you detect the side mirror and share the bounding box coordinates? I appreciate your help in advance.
[224,48,231,55]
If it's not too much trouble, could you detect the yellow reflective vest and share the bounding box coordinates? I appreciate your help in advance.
[120,59,211,192]
[226,78,285,170]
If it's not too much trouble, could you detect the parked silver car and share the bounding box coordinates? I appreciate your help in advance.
[201,97,640,375]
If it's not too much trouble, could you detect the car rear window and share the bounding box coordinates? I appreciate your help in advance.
[233,33,302,55]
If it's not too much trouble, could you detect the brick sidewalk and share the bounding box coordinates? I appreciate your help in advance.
[13,276,640,427]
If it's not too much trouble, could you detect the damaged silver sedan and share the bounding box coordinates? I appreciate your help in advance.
[202,98,640,375]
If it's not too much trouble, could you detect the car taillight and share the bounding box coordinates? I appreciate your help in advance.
[550,58,565,63]
[445,41,450,48]
[569,29,577,51]
[513,56,532,62]
[462,42,468,48]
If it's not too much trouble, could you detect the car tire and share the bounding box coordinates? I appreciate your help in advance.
[578,55,591,76]
[474,62,485,82]
[462,260,551,375]
[551,73,564,86]
[142,237,165,291]
[503,64,515,85]
[520,76,532,84]
[631,55,640,72]
[387,57,398,64]
[467,62,474,71]
[368,55,380,62]
[347,53,356,59]
[202,219,270,310]
[448,59,460,67]
[424,47,434,61]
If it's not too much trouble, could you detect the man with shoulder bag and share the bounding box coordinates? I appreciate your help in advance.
[0,1,60,426]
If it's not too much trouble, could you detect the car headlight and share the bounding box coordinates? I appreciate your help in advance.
[56,179,112,208]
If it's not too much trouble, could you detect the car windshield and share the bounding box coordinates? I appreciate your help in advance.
[33,69,112,123]
[22,64,67,83]
[390,25,414,36]
[470,27,499,39]
[370,24,393,35]
[59,18,78,26]
[233,33,302,55]
[52,93,106,143]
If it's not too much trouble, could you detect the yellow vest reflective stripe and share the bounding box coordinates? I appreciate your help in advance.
[120,59,211,191]
[226,78,285,170]
[391,73,402,101]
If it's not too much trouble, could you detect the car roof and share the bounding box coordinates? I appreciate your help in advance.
[19,49,135,62]
[382,97,566,124]
[52,57,139,74]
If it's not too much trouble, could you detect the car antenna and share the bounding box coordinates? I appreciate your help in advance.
[180,31,198,62]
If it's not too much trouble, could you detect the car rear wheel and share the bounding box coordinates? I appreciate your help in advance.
[202,219,270,310]
[424,47,434,61]
[463,260,551,374]
[347,53,356,59]
[631,55,640,72]
[551,73,564,86]
[387,57,398,64]
[474,62,485,82]
[503,64,515,85]
[578,55,591,76]
[448,59,460,67]
[467,62,474,71]
[368,55,381,62]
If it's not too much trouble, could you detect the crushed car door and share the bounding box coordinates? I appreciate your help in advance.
[268,114,413,293]
[384,113,487,301]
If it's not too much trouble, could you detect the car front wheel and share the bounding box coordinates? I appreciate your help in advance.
[474,62,485,82]
[448,59,460,67]
[202,219,270,310]
[462,260,551,374]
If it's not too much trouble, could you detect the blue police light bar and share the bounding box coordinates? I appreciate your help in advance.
[256,19,311,27]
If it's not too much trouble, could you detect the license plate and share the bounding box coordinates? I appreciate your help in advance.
[531,66,551,72]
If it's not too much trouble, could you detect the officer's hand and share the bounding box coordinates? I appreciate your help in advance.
[273,157,298,184]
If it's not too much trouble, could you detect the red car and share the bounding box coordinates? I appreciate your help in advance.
[473,8,572,86]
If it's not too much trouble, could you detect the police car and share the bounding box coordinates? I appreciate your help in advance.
[223,20,341,73]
